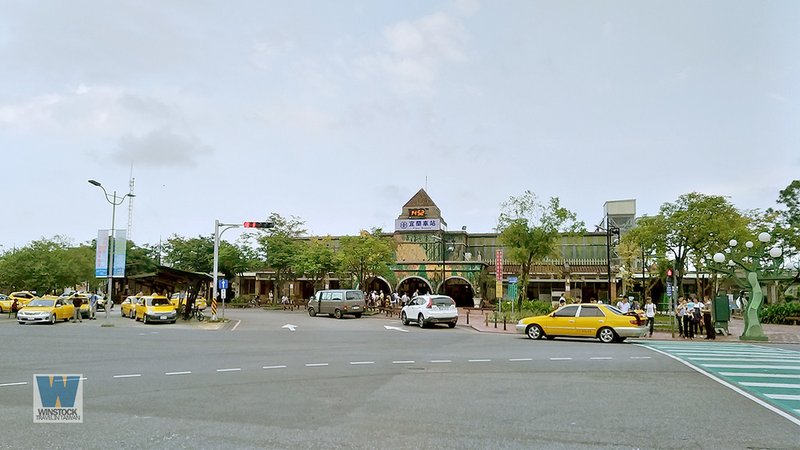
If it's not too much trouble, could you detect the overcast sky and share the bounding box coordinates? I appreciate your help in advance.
[1,0,798,250]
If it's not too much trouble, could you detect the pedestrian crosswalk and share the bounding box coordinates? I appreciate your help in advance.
[640,341,800,424]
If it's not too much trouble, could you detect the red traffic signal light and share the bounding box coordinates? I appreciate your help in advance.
[243,221,274,229]
[666,268,673,277]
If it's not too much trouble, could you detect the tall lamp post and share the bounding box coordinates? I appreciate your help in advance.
[88,179,134,318]
[711,232,783,341]
[604,220,620,302]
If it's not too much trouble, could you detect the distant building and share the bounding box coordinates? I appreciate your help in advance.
[237,189,627,306]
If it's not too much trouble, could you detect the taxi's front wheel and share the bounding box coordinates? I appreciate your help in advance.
[526,324,543,340]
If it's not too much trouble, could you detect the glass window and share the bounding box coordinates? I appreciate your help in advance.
[605,305,624,315]
[579,306,605,317]
[331,293,343,301]
[346,291,363,300]
[553,305,579,317]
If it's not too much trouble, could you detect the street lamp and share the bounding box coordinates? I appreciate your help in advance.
[604,220,620,302]
[88,179,135,318]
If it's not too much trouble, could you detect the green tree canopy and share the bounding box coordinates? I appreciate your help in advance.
[337,229,396,290]
[0,236,95,294]
[496,191,584,309]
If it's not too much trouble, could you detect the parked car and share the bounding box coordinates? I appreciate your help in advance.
[17,296,75,324]
[0,294,14,313]
[516,303,647,343]
[135,295,177,324]
[65,293,92,319]
[307,289,366,319]
[169,293,207,311]
[401,294,458,328]
[7,291,37,308]
[120,296,139,318]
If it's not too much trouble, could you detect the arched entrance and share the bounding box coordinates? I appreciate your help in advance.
[438,277,475,307]
[396,277,433,297]
[364,276,392,295]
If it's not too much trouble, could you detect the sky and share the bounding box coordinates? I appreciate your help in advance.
[1,0,798,250]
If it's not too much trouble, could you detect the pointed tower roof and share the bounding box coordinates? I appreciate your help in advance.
[402,188,437,208]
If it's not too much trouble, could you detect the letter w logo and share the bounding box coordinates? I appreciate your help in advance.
[36,375,80,408]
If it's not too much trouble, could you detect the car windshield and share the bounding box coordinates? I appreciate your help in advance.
[151,298,170,306]
[432,296,454,306]
[346,291,364,300]
[26,299,55,307]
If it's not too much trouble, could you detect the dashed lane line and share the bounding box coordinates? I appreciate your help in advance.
[113,374,141,379]
[349,361,375,365]
[630,356,651,359]
[0,382,27,387]
[392,360,415,364]
[590,357,613,360]
[468,359,491,362]
[430,360,452,363]
[509,358,532,362]
[216,368,242,372]
[263,365,287,370]
[165,371,192,376]
[550,357,572,361]
[305,363,329,367]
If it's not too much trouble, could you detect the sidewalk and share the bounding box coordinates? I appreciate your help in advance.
[457,308,800,344]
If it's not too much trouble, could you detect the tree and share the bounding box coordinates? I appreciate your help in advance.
[626,193,749,299]
[496,191,584,310]
[768,180,800,291]
[337,229,396,291]
[255,213,307,299]
[293,237,337,291]
[162,235,246,279]
[0,236,94,294]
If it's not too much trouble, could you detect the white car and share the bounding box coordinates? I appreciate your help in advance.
[400,295,458,328]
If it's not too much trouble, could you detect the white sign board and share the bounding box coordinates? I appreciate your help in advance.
[395,219,444,231]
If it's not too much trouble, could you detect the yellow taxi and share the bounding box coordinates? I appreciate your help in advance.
[135,295,178,324]
[169,293,207,311]
[0,294,14,314]
[64,293,93,319]
[516,303,648,343]
[16,296,75,324]
[4,291,37,310]
[120,296,139,319]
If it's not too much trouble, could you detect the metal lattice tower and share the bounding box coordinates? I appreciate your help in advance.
[127,164,135,242]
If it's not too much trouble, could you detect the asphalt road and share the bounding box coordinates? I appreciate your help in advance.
[1,309,799,449]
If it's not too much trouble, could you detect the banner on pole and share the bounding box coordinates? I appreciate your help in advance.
[95,230,110,278]
[112,230,127,278]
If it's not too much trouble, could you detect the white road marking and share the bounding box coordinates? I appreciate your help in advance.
[430,360,452,363]
[282,324,298,332]
[216,368,242,372]
[165,371,192,376]
[766,394,800,401]
[641,345,800,428]
[468,359,492,362]
[689,357,800,363]
[630,356,651,359]
[550,357,573,361]
[263,365,287,370]
[305,363,329,367]
[392,360,415,364]
[113,374,141,379]
[0,382,28,387]
[231,320,241,331]
[384,325,409,332]
[79,377,88,381]
[509,358,532,362]
[702,364,800,370]
[719,372,800,379]
[350,361,375,365]
[739,382,800,389]
[591,357,613,360]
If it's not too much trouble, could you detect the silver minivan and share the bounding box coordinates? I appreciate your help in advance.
[307,290,366,319]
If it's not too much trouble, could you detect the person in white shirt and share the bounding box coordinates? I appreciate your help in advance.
[644,297,656,337]
[616,298,631,313]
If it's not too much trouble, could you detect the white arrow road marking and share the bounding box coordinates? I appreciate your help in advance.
[0,382,28,387]
[113,374,141,379]
[216,368,241,372]
[384,325,409,332]
[165,371,192,376]
[282,324,298,332]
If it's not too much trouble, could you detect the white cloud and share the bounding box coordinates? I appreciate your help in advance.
[356,12,468,95]
[112,127,213,168]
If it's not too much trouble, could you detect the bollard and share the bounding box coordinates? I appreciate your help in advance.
[503,316,506,331]
[494,315,497,328]
[466,309,470,325]
[485,314,488,327]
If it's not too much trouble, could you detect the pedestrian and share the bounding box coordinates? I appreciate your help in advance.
[558,294,566,305]
[89,293,98,320]
[281,294,289,310]
[72,294,83,323]
[616,297,631,313]
[644,297,656,337]
[675,297,685,337]
[10,298,19,318]
[703,300,716,340]
[401,292,409,306]
[268,291,274,304]
[695,297,705,335]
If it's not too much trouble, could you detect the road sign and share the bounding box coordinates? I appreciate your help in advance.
[666,281,673,296]
[495,250,503,281]
[508,276,518,284]
[219,279,229,290]
[220,289,227,300]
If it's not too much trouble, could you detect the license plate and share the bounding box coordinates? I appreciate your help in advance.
[160,315,167,320]
[352,306,360,310]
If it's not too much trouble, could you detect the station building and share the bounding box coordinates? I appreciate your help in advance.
[237,190,639,307]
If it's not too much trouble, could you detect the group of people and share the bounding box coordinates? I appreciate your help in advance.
[675,295,716,340]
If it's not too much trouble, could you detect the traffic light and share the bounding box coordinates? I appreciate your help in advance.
[243,221,274,229]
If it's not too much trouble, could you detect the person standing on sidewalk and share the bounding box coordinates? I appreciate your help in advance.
[71,294,83,323]
[675,297,685,337]
[703,299,716,339]
[89,293,98,320]
[644,297,656,337]
[683,297,694,339]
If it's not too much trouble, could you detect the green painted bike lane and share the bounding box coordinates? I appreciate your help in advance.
[638,341,800,426]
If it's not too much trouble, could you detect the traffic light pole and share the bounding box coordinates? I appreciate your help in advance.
[212,219,242,321]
